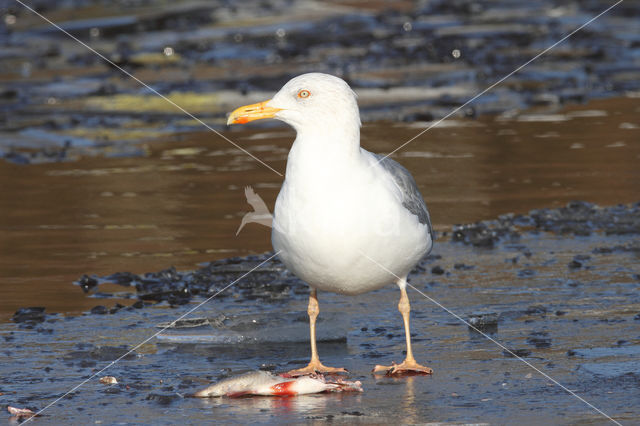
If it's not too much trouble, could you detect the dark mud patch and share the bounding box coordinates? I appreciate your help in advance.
[11,307,47,324]
[467,312,499,333]
[452,201,640,247]
[63,345,137,365]
[74,254,301,307]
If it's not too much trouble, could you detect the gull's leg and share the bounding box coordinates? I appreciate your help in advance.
[373,277,433,375]
[287,288,348,377]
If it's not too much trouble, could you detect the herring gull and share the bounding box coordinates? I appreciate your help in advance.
[227,73,434,376]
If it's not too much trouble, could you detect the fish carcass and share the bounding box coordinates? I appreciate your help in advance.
[193,371,362,397]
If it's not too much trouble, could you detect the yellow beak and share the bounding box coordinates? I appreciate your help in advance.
[227,100,281,125]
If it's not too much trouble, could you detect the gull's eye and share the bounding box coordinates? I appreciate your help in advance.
[297,89,311,99]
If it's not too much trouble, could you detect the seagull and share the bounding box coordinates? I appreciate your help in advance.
[236,186,273,235]
[227,73,434,376]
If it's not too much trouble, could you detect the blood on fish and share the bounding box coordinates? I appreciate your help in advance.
[237,116,249,124]
[270,380,297,396]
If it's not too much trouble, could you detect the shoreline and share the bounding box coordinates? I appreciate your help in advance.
[6,199,638,324]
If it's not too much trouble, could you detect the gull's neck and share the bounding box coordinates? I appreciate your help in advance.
[292,111,361,155]
[286,120,361,180]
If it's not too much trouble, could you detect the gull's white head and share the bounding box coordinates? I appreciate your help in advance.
[227,73,361,137]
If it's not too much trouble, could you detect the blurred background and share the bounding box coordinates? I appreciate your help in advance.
[0,0,639,318]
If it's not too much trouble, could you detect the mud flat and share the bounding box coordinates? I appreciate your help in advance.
[2,201,639,424]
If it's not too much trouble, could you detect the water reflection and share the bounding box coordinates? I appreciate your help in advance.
[401,375,418,423]
[0,97,638,319]
[195,391,361,417]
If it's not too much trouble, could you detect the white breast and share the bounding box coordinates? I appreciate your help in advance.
[272,143,431,295]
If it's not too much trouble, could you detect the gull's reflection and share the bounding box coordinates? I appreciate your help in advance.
[376,373,431,423]
[402,375,417,423]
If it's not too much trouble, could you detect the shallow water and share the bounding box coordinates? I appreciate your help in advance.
[1,96,638,320]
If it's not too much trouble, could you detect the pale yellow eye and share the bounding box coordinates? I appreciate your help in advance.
[297,89,311,98]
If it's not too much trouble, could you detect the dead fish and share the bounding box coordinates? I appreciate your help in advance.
[7,406,36,419]
[193,371,362,397]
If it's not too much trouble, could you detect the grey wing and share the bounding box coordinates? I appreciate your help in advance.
[373,153,435,242]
